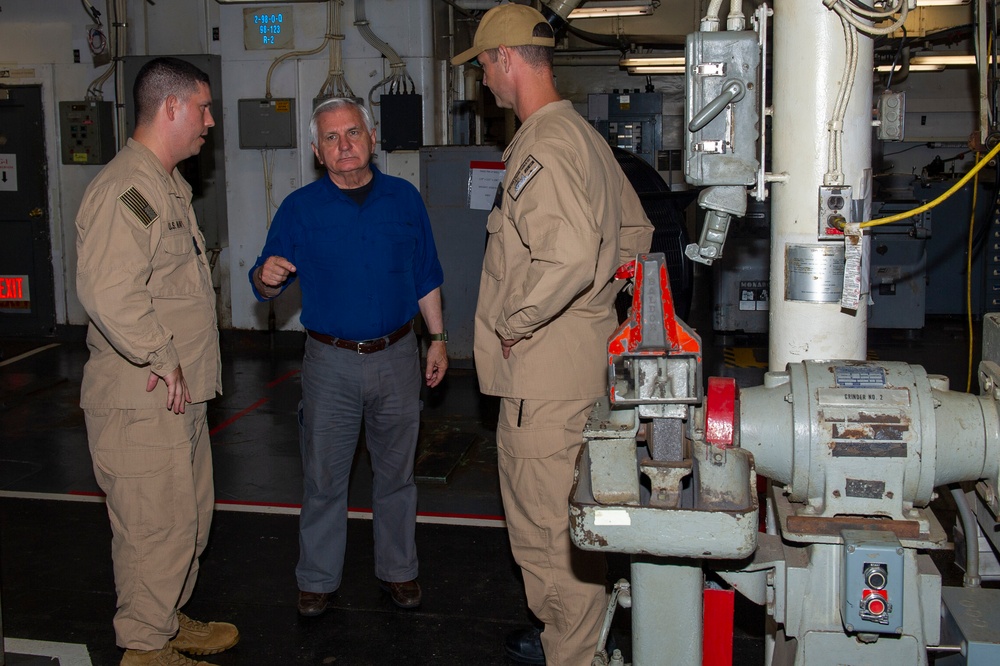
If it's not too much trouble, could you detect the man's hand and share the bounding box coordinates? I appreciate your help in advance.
[500,337,523,360]
[425,342,448,388]
[260,256,297,287]
[147,365,192,414]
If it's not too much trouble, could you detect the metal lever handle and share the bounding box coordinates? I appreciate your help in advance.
[688,79,746,133]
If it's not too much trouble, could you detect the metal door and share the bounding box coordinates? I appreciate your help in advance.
[0,85,56,335]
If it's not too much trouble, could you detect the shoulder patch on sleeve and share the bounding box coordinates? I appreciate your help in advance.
[118,187,159,228]
[508,155,543,201]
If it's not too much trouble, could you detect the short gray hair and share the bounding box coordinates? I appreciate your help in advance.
[310,98,375,145]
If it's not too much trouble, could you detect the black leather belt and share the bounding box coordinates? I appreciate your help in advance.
[307,321,413,354]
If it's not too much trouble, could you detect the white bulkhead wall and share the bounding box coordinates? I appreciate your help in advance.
[0,0,436,331]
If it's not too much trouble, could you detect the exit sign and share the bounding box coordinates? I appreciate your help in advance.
[0,275,31,312]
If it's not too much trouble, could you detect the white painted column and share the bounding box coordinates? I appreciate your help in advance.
[769,0,873,370]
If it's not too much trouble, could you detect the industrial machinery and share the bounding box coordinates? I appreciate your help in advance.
[867,200,930,330]
[572,251,1000,665]
[562,0,1000,659]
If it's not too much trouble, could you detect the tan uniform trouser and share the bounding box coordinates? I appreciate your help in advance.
[497,397,608,666]
[84,402,214,650]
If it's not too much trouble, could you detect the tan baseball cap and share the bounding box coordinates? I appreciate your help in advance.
[451,3,555,65]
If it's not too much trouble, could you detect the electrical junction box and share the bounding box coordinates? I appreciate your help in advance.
[840,530,904,635]
[238,98,296,149]
[379,94,423,152]
[877,90,905,142]
[59,100,116,165]
[684,30,760,187]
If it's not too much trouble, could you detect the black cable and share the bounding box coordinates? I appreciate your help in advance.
[79,0,101,24]
[883,142,932,157]
[884,25,907,90]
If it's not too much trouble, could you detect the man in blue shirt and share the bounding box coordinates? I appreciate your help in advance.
[249,97,447,616]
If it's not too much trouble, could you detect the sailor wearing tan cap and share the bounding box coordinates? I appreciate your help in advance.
[452,4,653,665]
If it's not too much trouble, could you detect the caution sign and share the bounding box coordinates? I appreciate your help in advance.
[0,154,16,192]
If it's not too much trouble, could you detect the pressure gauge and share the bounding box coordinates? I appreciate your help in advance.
[243,7,294,50]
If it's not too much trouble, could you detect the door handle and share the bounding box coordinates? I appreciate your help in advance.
[28,208,43,218]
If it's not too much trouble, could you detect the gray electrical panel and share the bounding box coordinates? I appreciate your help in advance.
[867,201,929,330]
[588,91,663,168]
[123,55,228,249]
[59,100,116,165]
[238,98,296,149]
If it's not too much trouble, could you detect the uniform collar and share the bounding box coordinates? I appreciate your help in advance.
[503,100,572,162]
[124,138,194,203]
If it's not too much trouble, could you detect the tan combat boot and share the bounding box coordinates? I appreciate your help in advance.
[120,645,217,666]
[170,611,240,655]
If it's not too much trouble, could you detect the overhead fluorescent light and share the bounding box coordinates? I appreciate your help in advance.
[568,2,654,19]
[915,0,971,6]
[619,55,685,67]
[875,64,945,72]
[627,65,687,75]
[911,54,976,65]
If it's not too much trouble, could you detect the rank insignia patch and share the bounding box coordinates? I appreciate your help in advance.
[119,187,159,228]
[509,155,543,201]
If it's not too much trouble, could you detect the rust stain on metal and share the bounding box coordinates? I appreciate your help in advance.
[786,514,921,538]
[570,512,609,548]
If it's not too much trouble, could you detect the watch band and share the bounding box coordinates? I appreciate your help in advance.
[428,331,448,342]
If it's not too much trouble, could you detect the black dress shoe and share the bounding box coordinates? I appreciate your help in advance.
[378,578,422,609]
[297,590,330,617]
[504,626,545,665]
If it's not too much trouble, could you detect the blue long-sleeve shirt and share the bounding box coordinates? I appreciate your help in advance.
[249,165,444,341]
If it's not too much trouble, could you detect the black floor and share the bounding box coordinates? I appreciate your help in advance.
[0,308,985,665]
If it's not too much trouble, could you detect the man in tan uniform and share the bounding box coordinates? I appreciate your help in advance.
[452,6,654,665]
[76,57,238,666]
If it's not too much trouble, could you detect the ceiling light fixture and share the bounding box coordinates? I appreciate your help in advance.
[568,2,654,19]
[875,64,946,72]
[627,65,687,74]
[910,54,977,65]
[619,55,685,67]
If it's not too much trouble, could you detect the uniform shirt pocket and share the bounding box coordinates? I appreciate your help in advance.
[149,227,202,297]
[483,211,505,281]
[161,225,192,256]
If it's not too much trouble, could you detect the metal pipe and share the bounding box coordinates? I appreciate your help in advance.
[950,486,982,587]
[769,0,872,370]
[552,54,622,66]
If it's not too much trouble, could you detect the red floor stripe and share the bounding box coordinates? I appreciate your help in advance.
[210,397,270,436]
[267,369,300,388]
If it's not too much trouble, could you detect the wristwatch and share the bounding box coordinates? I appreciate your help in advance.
[428,331,448,342]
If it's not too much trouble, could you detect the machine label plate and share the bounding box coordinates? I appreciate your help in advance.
[818,388,910,407]
[834,365,887,388]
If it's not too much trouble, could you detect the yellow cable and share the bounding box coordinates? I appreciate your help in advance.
[859,141,1000,228]
[967,156,980,393]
